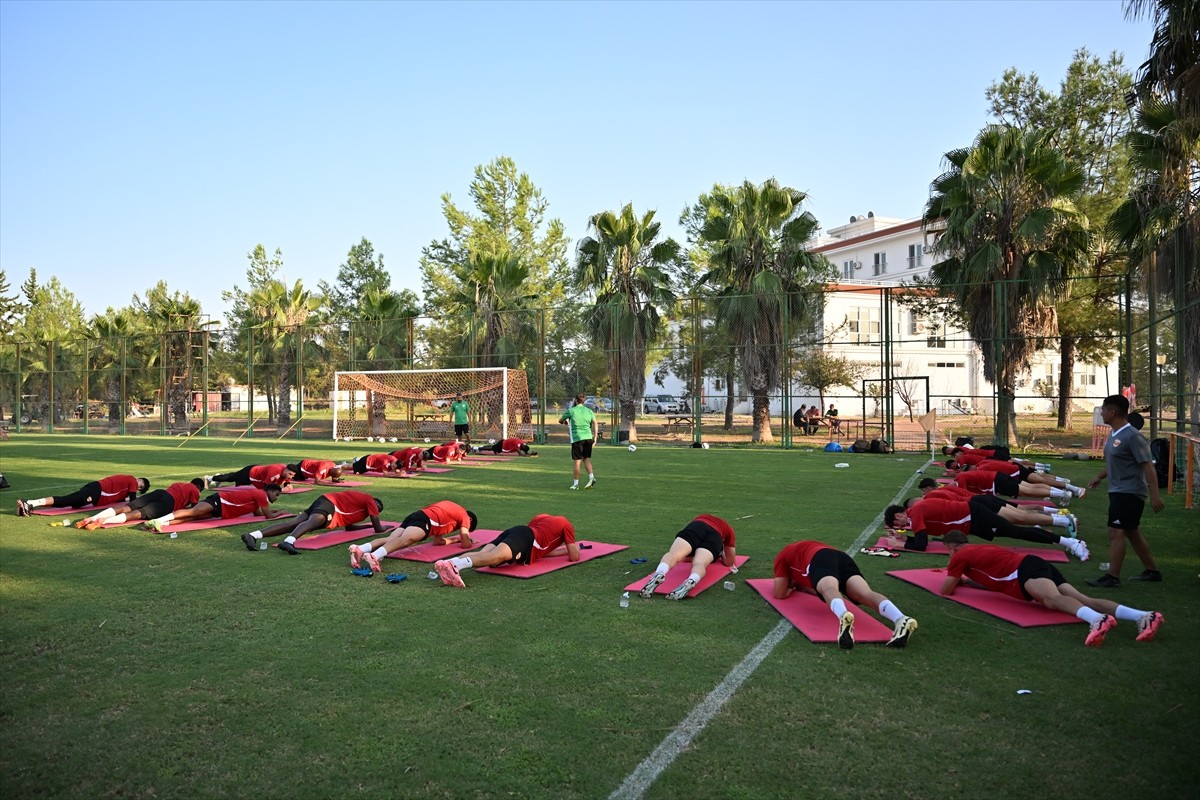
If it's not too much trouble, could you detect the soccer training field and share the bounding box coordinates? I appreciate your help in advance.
[2,434,1197,799]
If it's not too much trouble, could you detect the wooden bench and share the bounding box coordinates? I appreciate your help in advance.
[663,415,693,434]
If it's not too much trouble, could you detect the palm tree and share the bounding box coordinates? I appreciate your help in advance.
[575,204,680,441]
[87,310,142,430]
[250,280,324,434]
[687,179,831,443]
[446,250,538,368]
[924,125,1091,441]
[355,287,418,434]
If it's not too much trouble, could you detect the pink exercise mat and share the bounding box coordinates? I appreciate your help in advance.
[624,556,751,598]
[292,479,372,487]
[475,541,629,578]
[216,484,312,495]
[147,513,298,533]
[887,567,1081,627]
[746,579,893,644]
[360,470,415,479]
[419,468,453,474]
[32,502,123,516]
[285,521,407,550]
[384,529,502,562]
[872,536,1069,563]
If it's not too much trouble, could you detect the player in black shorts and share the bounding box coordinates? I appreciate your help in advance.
[639,515,738,600]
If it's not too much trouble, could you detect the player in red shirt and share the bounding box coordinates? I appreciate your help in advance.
[18,474,150,515]
[433,513,578,588]
[348,500,478,572]
[287,459,344,485]
[390,446,426,473]
[142,484,287,532]
[345,453,399,475]
[472,437,538,457]
[424,442,467,463]
[638,514,738,600]
[74,479,204,529]
[206,464,295,491]
[941,532,1163,646]
[953,458,1087,497]
[241,490,389,555]
[884,495,1087,560]
[773,540,917,649]
[924,472,1073,505]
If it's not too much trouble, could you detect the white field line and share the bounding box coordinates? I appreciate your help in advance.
[608,460,932,800]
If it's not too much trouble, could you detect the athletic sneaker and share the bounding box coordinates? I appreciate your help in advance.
[16,498,30,516]
[1085,614,1116,647]
[362,551,381,574]
[1073,486,1086,499]
[886,616,918,648]
[434,559,466,588]
[1061,514,1080,539]
[1085,573,1122,588]
[146,518,166,533]
[569,484,579,491]
[1129,569,1163,583]
[1135,611,1164,642]
[639,572,666,599]
[278,541,301,555]
[585,477,596,489]
[348,544,364,569]
[203,475,214,489]
[241,532,259,552]
[1064,538,1089,561]
[74,518,91,529]
[665,577,697,600]
[837,611,855,650]
[84,520,105,531]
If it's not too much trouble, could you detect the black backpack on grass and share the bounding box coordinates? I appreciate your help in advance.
[1150,438,1176,488]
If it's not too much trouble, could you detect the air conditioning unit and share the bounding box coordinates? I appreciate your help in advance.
[853,261,862,270]
[922,245,935,254]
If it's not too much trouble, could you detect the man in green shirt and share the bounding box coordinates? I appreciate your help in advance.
[559,392,598,490]
[449,392,471,446]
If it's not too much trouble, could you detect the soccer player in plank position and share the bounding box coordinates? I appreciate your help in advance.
[940,531,1163,646]
[74,479,205,529]
[241,490,388,555]
[17,474,150,516]
[344,452,400,475]
[423,441,468,463]
[205,464,294,491]
[560,393,597,489]
[432,513,578,588]
[348,500,478,572]
[928,468,1077,505]
[951,457,1086,498]
[473,437,538,456]
[773,540,918,649]
[143,484,287,532]
[391,446,426,474]
[639,514,738,600]
[1085,393,1165,588]
[883,495,1089,560]
[287,458,344,484]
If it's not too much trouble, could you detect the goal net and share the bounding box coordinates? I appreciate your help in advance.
[332,368,533,442]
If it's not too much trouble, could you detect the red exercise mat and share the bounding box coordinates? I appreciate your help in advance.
[872,536,1069,563]
[746,579,893,644]
[624,555,750,598]
[284,521,407,550]
[216,485,312,495]
[886,567,1081,627]
[384,529,502,563]
[31,502,123,516]
[148,513,298,533]
[475,541,629,578]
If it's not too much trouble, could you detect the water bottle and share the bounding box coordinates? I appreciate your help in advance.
[619,592,630,608]
[169,532,178,539]
[723,580,736,592]
[258,540,268,551]
[427,571,439,580]
[1099,561,1111,573]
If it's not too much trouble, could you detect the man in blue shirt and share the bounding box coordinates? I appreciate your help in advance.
[1085,394,1165,588]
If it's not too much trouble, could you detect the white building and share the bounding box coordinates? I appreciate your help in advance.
[648,211,1118,417]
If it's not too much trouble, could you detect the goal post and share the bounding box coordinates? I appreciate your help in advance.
[332,368,533,443]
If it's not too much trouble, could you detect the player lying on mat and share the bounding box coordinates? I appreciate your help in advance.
[946,457,1087,498]
[774,540,917,650]
[75,479,205,529]
[472,437,538,456]
[17,474,150,516]
[923,470,1076,505]
[639,514,737,600]
[349,500,478,572]
[940,531,1163,647]
[241,490,388,555]
[424,441,468,463]
[390,446,426,473]
[205,464,294,491]
[287,458,345,484]
[433,514,578,588]
[343,453,400,475]
[142,484,287,532]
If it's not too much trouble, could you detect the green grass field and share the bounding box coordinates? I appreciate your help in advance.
[1,435,1197,799]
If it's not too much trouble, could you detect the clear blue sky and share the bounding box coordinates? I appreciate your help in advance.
[0,0,1153,322]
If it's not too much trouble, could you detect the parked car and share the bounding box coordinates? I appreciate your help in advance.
[643,394,680,414]
[583,395,612,412]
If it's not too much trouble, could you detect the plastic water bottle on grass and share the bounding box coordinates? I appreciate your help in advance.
[619,592,630,609]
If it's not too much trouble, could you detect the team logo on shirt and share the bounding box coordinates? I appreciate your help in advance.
[1112,438,1121,447]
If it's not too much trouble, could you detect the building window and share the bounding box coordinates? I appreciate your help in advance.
[928,361,965,368]
[873,252,887,276]
[847,307,880,345]
[842,259,856,279]
[908,312,919,336]
[907,244,923,269]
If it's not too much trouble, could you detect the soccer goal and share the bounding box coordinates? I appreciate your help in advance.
[332,368,533,442]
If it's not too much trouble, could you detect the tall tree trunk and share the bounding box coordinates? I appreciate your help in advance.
[723,356,735,431]
[752,392,773,443]
[276,359,291,434]
[1057,335,1075,429]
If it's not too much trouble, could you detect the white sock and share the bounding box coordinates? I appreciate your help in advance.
[572,480,579,486]
[1058,536,1074,546]
[656,563,670,576]
[29,499,46,508]
[109,513,128,524]
[95,508,116,521]
[830,598,848,617]
[451,556,473,571]
[1076,607,1104,624]
[1051,516,1070,528]
[878,599,905,623]
[687,572,701,584]
[284,536,296,545]
[1064,482,1082,493]
[159,513,174,523]
[1049,488,1070,500]
[1115,604,1147,622]
[588,473,595,480]
[1043,506,1058,515]
[371,547,387,559]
